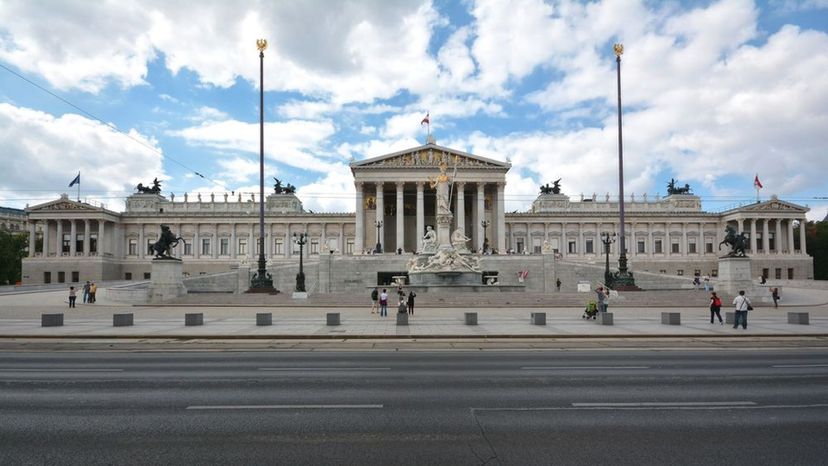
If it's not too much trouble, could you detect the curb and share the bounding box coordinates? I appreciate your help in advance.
[2,333,827,340]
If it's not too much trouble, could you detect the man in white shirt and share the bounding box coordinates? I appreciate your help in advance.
[732,290,752,329]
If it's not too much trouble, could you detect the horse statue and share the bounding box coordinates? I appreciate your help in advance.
[273,177,284,194]
[151,225,185,259]
[667,178,692,195]
[718,225,748,257]
[136,178,163,194]
[539,178,562,195]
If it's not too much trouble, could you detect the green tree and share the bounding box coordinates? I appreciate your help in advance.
[0,230,27,285]
[803,220,828,280]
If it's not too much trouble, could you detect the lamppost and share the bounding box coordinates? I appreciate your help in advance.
[249,38,275,293]
[293,232,306,292]
[601,232,616,286]
[481,220,490,253]
[612,43,636,289]
[374,220,383,254]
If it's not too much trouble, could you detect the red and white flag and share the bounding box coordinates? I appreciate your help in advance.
[753,174,763,189]
[420,113,430,125]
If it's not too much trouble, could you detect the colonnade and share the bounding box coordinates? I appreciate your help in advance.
[28,219,112,258]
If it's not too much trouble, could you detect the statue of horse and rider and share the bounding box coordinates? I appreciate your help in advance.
[136,178,162,194]
[151,225,185,259]
[273,177,296,194]
[540,178,562,195]
[719,225,748,257]
[666,178,692,195]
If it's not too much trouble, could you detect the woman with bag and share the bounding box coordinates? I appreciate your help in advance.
[709,292,723,325]
[732,290,752,329]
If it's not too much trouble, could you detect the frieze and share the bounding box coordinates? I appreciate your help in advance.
[358,150,503,169]
[39,201,95,211]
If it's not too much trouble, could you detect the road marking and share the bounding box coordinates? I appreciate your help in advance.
[473,403,828,412]
[0,368,124,372]
[521,366,650,370]
[571,401,756,407]
[258,367,391,371]
[186,404,383,410]
[772,364,828,368]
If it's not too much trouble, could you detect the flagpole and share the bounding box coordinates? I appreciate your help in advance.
[76,171,80,202]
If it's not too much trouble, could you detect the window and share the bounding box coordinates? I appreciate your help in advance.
[128,239,137,256]
[671,240,680,254]
[706,242,714,254]
[694,269,701,276]
[659,269,667,274]
[71,271,79,282]
[220,238,229,255]
[533,238,542,254]
[775,268,782,279]
[346,238,354,254]
[677,270,684,276]
[125,272,132,280]
[184,242,192,256]
[568,241,576,254]
[762,268,769,279]
[688,241,697,254]
[76,234,84,254]
[238,238,248,256]
[711,269,718,277]
[516,239,525,253]
[756,234,763,250]
[310,240,320,255]
[788,268,794,279]
[201,238,211,256]
[637,240,645,253]
[90,233,98,253]
[58,271,65,283]
[44,271,51,284]
[655,240,663,254]
[769,232,776,251]
[585,239,594,254]
[274,238,283,255]
[256,239,262,255]
[147,239,154,255]
[62,233,70,253]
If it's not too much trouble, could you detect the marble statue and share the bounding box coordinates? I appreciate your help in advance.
[451,228,471,252]
[422,225,437,254]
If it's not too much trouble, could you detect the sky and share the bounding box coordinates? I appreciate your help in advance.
[0,0,827,220]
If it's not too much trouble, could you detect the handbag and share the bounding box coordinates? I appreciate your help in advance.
[747,305,753,311]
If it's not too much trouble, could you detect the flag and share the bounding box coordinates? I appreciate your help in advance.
[420,113,429,125]
[69,173,80,187]
[753,174,763,189]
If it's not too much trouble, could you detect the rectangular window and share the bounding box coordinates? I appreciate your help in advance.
[128,239,137,256]
[346,239,354,254]
[671,241,680,254]
[568,241,576,254]
[688,241,697,254]
[58,271,65,283]
[762,268,769,279]
[184,242,192,256]
[655,240,663,254]
[71,271,79,282]
[775,268,782,279]
[706,242,714,253]
[201,238,210,256]
[756,234,763,250]
[220,238,229,255]
[90,233,98,253]
[125,272,132,280]
[76,234,84,254]
[533,238,542,254]
[769,233,776,251]
[274,238,283,255]
[62,233,71,253]
[310,240,319,255]
[637,240,645,253]
[256,239,262,255]
[585,239,594,254]
[694,269,701,277]
[788,268,794,279]
[516,239,525,253]
[238,238,248,256]
[144,272,151,280]
[44,271,51,284]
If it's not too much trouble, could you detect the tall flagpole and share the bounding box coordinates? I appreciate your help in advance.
[76,171,80,202]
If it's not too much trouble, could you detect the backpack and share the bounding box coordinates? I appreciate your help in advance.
[712,297,721,307]
[371,289,378,300]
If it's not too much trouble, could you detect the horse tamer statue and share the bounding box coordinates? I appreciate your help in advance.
[718,225,748,257]
[151,225,185,259]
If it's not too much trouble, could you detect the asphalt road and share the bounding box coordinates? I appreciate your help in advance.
[1,349,827,465]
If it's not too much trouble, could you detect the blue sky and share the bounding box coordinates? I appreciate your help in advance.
[1,0,827,219]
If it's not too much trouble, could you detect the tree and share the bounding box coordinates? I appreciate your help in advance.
[0,231,27,285]
[803,220,828,280]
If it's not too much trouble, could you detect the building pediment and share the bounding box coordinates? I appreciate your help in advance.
[727,196,809,214]
[26,194,103,213]
[350,143,510,171]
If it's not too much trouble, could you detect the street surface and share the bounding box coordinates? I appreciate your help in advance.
[1,348,827,465]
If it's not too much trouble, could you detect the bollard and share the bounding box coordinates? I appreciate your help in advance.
[113,313,134,327]
[661,312,681,325]
[185,313,204,326]
[396,312,408,326]
[600,312,614,325]
[465,312,478,325]
[326,313,340,326]
[725,312,736,325]
[41,313,64,327]
[256,313,272,326]
[531,312,546,325]
[787,312,809,325]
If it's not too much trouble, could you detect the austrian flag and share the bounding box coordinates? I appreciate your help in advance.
[420,113,430,125]
[754,174,763,189]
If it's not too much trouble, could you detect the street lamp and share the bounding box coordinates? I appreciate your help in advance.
[601,232,616,286]
[611,43,636,289]
[481,220,490,253]
[293,232,307,292]
[249,38,275,293]
[374,220,383,254]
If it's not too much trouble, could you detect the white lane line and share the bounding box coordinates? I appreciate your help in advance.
[0,368,124,372]
[258,367,391,371]
[572,401,756,407]
[186,404,383,410]
[473,403,828,412]
[772,364,828,368]
[521,366,650,370]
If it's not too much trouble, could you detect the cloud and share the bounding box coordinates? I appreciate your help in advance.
[0,103,163,210]
[295,163,355,213]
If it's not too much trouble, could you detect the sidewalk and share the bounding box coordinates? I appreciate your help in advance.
[0,288,827,339]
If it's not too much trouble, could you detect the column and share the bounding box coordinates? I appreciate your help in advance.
[28,221,36,257]
[283,229,289,257]
[42,220,50,257]
[395,182,404,252]
[416,182,425,252]
[800,218,807,255]
[193,224,200,259]
[496,182,506,253]
[354,182,364,254]
[321,222,327,253]
[578,223,584,256]
[648,222,654,257]
[375,183,384,252]
[774,219,782,254]
[762,219,770,254]
[339,223,345,253]
[749,219,757,253]
[83,220,90,256]
[562,222,568,256]
[455,182,465,233]
[248,224,255,259]
[475,183,485,251]
[99,221,106,256]
[68,220,76,256]
[231,223,237,259]
[788,218,794,254]
[681,223,687,257]
[56,220,63,257]
[137,223,144,259]
[213,223,219,259]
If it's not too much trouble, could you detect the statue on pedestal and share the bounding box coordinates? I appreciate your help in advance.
[421,225,437,254]
[719,225,748,257]
[451,228,471,252]
[151,225,185,260]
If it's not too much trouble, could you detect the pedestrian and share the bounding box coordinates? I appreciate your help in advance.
[68,286,76,308]
[379,289,388,317]
[693,275,700,290]
[556,278,561,292]
[771,287,780,308]
[397,296,407,314]
[732,290,752,329]
[595,286,608,313]
[703,275,710,292]
[370,287,379,314]
[407,291,416,315]
[709,292,723,325]
[89,282,97,303]
[82,280,91,304]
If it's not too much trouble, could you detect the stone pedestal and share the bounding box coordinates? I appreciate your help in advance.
[42,313,64,327]
[600,312,614,325]
[148,259,187,303]
[396,312,408,326]
[717,257,753,295]
[465,312,478,325]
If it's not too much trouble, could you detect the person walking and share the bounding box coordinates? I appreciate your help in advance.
[68,286,77,308]
[82,281,91,304]
[370,288,379,314]
[771,288,780,308]
[709,292,723,324]
[89,282,97,303]
[556,278,561,292]
[732,290,752,329]
[407,291,416,315]
[379,289,388,317]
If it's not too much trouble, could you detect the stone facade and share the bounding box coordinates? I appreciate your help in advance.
[20,141,814,287]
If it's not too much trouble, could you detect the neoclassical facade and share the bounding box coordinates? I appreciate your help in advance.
[21,141,813,285]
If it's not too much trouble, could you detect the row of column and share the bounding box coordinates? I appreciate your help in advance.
[738,217,807,255]
[28,219,110,258]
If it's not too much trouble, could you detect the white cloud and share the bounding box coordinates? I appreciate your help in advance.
[215,156,261,183]
[188,106,230,122]
[296,163,355,213]
[0,103,163,210]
